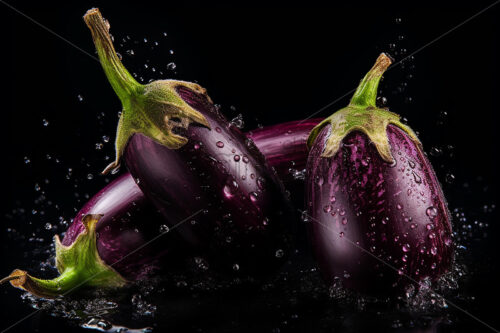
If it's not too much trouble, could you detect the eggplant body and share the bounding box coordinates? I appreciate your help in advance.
[307,125,453,293]
[125,87,297,274]
[306,54,453,294]
[62,173,175,280]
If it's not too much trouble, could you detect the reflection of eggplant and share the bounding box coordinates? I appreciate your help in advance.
[3,174,173,298]
[306,54,453,294]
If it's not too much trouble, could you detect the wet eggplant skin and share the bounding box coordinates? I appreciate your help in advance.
[124,86,296,275]
[306,124,453,294]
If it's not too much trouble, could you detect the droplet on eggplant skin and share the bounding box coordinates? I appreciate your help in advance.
[305,54,453,295]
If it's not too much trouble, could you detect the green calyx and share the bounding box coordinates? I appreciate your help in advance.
[307,53,420,163]
[84,8,211,175]
[3,214,126,298]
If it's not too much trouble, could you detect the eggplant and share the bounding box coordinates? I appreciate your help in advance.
[306,54,453,294]
[2,174,177,298]
[84,8,298,274]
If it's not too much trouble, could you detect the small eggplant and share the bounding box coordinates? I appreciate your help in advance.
[306,54,453,294]
[85,8,302,274]
[3,174,175,298]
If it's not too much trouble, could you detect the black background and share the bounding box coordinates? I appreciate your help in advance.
[0,0,499,332]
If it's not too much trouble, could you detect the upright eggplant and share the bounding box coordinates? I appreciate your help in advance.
[3,174,176,298]
[306,54,453,294]
[85,9,295,274]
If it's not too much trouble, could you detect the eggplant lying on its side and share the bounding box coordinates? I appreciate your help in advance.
[4,174,175,298]
[306,54,453,295]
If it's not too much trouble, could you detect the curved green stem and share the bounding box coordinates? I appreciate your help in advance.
[84,8,211,174]
[307,53,421,162]
[4,214,126,298]
[349,53,392,108]
[84,8,143,103]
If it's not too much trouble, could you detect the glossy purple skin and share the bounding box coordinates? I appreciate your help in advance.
[59,119,321,279]
[61,174,172,280]
[248,118,322,183]
[124,86,297,274]
[306,125,453,294]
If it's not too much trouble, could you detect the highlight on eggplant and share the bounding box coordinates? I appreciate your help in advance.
[2,174,176,298]
[306,53,453,295]
[85,8,297,275]
[2,118,322,298]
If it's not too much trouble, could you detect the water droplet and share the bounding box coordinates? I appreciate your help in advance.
[445,173,455,184]
[339,232,344,238]
[24,156,31,164]
[341,217,348,225]
[194,143,200,150]
[242,156,249,163]
[330,195,336,203]
[402,243,410,252]
[410,223,417,229]
[408,160,415,169]
[216,141,224,148]
[34,183,40,191]
[249,192,258,202]
[159,224,170,233]
[77,94,84,102]
[215,127,222,133]
[87,174,94,180]
[426,206,438,219]
[430,246,438,255]
[430,147,442,157]
[315,176,324,186]
[126,49,135,56]
[339,209,346,216]
[397,204,403,210]
[431,263,437,270]
[42,119,49,127]
[44,223,52,230]
[412,171,422,184]
[96,143,103,150]
[232,263,240,271]
[323,205,332,213]
[234,154,240,162]
[230,114,245,129]
[166,62,177,70]
[275,249,284,258]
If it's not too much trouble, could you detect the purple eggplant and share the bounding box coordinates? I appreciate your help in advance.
[2,116,320,297]
[306,54,453,294]
[83,9,298,273]
[3,174,177,298]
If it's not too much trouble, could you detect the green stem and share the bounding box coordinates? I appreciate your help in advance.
[6,268,81,298]
[4,214,126,298]
[348,53,392,108]
[84,8,143,103]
